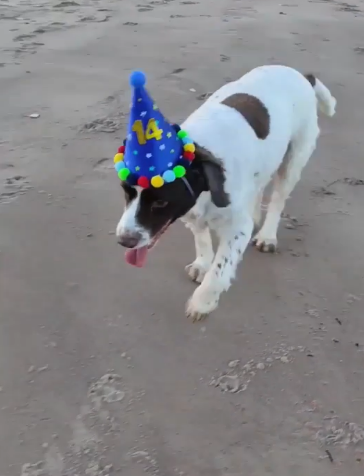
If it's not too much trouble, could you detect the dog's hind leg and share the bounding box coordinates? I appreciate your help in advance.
[253,124,319,253]
[253,189,264,230]
[186,213,254,321]
[184,223,214,284]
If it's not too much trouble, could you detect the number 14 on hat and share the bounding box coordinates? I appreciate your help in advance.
[132,118,163,145]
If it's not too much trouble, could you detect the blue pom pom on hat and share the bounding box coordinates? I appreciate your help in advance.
[129,71,146,88]
[113,70,196,188]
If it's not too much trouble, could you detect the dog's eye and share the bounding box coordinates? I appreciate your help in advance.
[151,200,168,210]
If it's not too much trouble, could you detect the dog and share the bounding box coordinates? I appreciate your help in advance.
[116,65,336,321]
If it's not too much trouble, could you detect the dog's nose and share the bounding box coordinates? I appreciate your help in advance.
[117,231,142,249]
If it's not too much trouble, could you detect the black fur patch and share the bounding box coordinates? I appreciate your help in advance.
[122,182,137,205]
[121,143,230,241]
[195,145,230,208]
[305,73,316,87]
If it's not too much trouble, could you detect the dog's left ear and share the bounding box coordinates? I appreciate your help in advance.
[196,146,230,208]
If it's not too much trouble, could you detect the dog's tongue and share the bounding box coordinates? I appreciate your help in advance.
[125,246,148,267]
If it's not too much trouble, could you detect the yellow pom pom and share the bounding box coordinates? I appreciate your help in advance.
[151,175,164,188]
[183,143,195,153]
[114,153,124,164]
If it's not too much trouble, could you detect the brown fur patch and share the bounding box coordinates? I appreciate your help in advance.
[221,93,270,139]
[305,73,316,87]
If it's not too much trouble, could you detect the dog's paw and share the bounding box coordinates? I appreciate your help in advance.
[185,260,209,284]
[185,286,219,322]
[251,234,278,253]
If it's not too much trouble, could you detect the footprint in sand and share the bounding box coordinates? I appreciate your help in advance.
[54,1,80,8]
[0,175,32,205]
[21,461,47,476]
[88,374,125,410]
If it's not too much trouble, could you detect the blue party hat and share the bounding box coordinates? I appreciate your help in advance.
[114,71,196,188]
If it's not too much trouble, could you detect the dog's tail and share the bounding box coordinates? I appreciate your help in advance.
[305,73,336,117]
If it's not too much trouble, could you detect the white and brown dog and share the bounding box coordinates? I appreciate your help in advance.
[116,65,336,321]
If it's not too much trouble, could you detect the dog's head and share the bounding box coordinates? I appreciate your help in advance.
[116,145,230,267]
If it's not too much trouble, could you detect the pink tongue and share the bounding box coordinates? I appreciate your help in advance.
[125,246,149,268]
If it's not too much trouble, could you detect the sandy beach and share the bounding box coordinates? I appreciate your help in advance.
[1,0,364,474]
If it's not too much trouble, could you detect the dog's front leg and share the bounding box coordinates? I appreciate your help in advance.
[184,224,214,284]
[186,215,254,322]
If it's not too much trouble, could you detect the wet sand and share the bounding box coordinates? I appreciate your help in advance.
[1,0,364,474]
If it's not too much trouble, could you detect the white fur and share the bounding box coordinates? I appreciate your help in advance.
[116,186,151,247]
[314,78,336,117]
[117,65,336,321]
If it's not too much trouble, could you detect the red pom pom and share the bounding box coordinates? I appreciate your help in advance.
[137,176,149,188]
[118,145,125,154]
[183,152,195,161]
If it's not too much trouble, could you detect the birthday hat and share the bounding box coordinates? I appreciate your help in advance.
[113,71,196,189]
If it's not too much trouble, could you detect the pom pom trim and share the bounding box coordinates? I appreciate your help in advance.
[114,153,124,164]
[151,175,164,188]
[118,167,130,181]
[137,176,149,188]
[114,126,195,188]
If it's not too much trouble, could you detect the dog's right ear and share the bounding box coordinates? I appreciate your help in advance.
[195,145,230,208]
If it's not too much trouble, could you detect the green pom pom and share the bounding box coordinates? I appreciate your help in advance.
[118,167,130,181]
[173,165,186,178]
[177,130,188,139]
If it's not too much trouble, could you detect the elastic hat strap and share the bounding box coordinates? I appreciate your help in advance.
[181,176,196,201]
